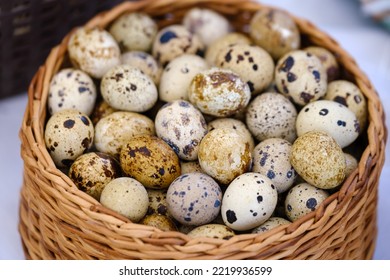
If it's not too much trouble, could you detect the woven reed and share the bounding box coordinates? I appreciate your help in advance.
[19,0,387,260]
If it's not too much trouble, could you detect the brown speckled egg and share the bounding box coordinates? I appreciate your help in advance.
[296,100,360,148]
[344,153,358,178]
[120,134,181,189]
[198,128,252,185]
[290,131,346,189]
[324,80,367,131]
[139,214,178,231]
[159,54,209,102]
[90,100,117,126]
[166,172,222,226]
[48,68,97,116]
[249,8,300,60]
[304,46,340,82]
[275,50,327,106]
[152,24,204,67]
[285,183,329,222]
[44,109,94,168]
[100,177,149,222]
[94,111,155,157]
[215,44,274,95]
[68,152,121,200]
[188,68,251,117]
[221,173,278,231]
[101,64,158,112]
[205,32,252,66]
[252,138,297,193]
[121,51,162,85]
[180,161,204,175]
[109,12,157,52]
[67,27,120,79]
[155,100,208,161]
[146,189,171,217]
[251,217,291,234]
[187,224,235,240]
[246,92,297,143]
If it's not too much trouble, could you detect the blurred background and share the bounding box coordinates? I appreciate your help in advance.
[0,0,389,259]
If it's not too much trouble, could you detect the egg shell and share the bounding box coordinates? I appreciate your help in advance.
[216,44,275,95]
[68,152,121,200]
[109,12,157,52]
[221,172,278,231]
[275,50,327,106]
[166,172,222,226]
[249,8,300,60]
[94,111,155,157]
[285,183,329,222]
[296,100,360,148]
[101,64,158,112]
[324,80,367,131]
[159,54,209,102]
[100,177,149,222]
[90,100,117,126]
[187,224,235,240]
[290,131,346,189]
[180,161,205,175]
[188,67,251,117]
[120,134,181,189]
[252,138,297,193]
[246,92,297,143]
[152,24,204,67]
[205,32,252,66]
[304,46,340,82]
[146,189,172,218]
[67,27,120,79]
[251,217,291,234]
[44,109,94,168]
[48,68,97,116]
[183,8,231,46]
[139,214,178,231]
[198,128,252,185]
[344,153,358,178]
[121,51,162,85]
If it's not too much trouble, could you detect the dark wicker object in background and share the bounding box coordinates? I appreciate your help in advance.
[0,0,124,99]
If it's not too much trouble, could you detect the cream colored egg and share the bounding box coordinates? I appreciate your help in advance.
[304,46,340,82]
[121,51,162,85]
[90,100,117,126]
[187,224,235,240]
[139,214,178,231]
[251,217,291,234]
[180,161,204,174]
[344,153,358,178]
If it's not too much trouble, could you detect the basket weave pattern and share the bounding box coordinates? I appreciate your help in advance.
[19,0,387,260]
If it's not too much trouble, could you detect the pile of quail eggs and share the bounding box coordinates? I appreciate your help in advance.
[44,7,367,239]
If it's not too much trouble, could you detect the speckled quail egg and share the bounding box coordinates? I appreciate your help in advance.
[205,32,252,66]
[251,217,291,234]
[48,68,97,116]
[182,8,231,46]
[180,161,205,175]
[188,68,251,117]
[159,54,209,102]
[207,118,255,152]
[290,131,346,189]
[187,224,235,240]
[166,172,222,226]
[344,153,358,178]
[109,12,157,52]
[152,24,204,67]
[44,109,94,168]
[216,44,275,95]
[100,177,149,222]
[198,128,252,185]
[139,214,178,231]
[155,100,208,161]
[275,50,327,106]
[67,27,120,79]
[304,46,340,82]
[68,152,121,200]
[221,172,278,231]
[252,138,297,193]
[296,100,360,148]
[285,183,329,222]
[121,51,162,85]
[90,100,117,126]
[120,134,181,189]
[246,92,297,143]
[146,189,171,217]
[249,8,300,60]
[324,80,367,131]
[94,111,155,157]
[100,64,158,112]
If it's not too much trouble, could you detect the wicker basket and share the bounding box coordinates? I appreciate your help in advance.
[19,0,387,260]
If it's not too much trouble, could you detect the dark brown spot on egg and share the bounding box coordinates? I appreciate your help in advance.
[279,56,294,72]
[334,96,347,106]
[226,210,237,224]
[354,95,362,104]
[312,70,321,82]
[300,92,314,103]
[130,83,137,91]
[80,115,90,126]
[81,137,91,149]
[287,72,297,82]
[225,49,233,62]
[306,198,317,211]
[63,119,75,129]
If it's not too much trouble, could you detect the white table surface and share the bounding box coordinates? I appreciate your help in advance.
[0,0,389,260]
